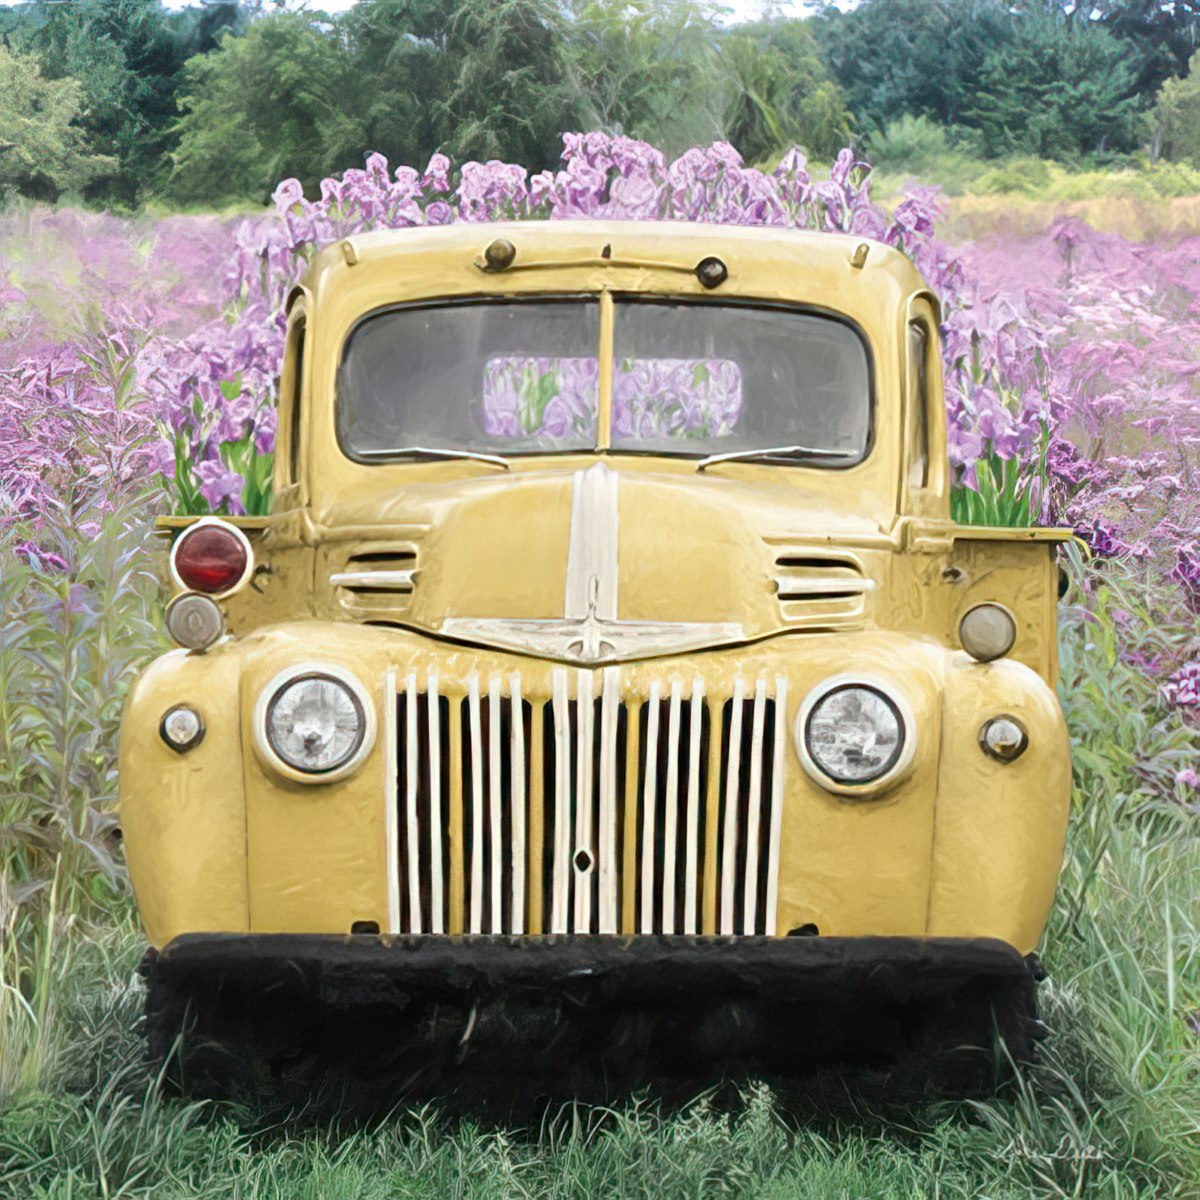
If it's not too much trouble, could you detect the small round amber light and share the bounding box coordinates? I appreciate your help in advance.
[980,716,1028,763]
[959,602,1017,662]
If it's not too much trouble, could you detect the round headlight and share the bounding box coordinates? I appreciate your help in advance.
[798,680,912,791]
[259,669,373,779]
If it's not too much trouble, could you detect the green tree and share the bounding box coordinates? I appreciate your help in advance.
[439,0,580,168]
[0,45,115,200]
[336,0,459,172]
[720,21,852,164]
[810,0,1011,136]
[966,10,1142,159]
[1043,0,1200,104]
[168,13,363,205]
[566,0,724,155]
[1151,52,1200,163]
[343,0,577,173]
[16,0,243,205]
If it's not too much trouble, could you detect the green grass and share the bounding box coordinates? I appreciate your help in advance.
[2,522,1198,1197]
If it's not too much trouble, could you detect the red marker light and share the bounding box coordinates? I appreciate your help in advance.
[171,520,252,596]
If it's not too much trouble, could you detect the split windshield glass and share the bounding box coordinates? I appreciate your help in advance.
[337,296,871,464]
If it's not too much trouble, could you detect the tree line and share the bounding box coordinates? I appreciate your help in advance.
[0,0,1198,208]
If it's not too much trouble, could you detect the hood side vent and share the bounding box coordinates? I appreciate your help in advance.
[331,545,419,619]
[773,550,872,628]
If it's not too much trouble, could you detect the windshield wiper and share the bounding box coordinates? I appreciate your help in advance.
[695,444,857,472]
[357,446,510,470]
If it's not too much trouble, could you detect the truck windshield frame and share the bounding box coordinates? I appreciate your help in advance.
[335,293,875,469]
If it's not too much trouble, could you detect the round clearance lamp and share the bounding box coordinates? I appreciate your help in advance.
[159,704,205,752]
[164,591,225,651]
[169,518,254,599]
[959,603,1017,663]
[980,716,1029,763]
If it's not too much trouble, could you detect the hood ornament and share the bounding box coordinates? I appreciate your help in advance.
[441,463,744,665]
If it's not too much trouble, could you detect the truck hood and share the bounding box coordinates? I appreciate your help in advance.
[315,463,889,664]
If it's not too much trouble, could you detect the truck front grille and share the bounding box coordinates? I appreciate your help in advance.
[385,668,788,937]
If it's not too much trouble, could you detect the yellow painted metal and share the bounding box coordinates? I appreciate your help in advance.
[927,656,1072,949]
[120,221,1073,961]
[119,647,248,948]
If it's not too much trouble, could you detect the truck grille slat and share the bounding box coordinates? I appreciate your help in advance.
[684,679,705,935]
[432,672,451,931]
[509,674,527,935]
[719,677,745,936]
[551,668,572,934]
[488,675,504,935]
[388,668,783,937]
[403,672,421,933]
[598,668,621,934]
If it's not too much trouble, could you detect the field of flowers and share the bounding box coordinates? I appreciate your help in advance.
[2,137,1199,1197]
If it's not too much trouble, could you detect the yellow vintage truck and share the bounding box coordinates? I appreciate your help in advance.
[121,221,1072,1096]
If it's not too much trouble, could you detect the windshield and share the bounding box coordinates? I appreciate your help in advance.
[338,296,871,464]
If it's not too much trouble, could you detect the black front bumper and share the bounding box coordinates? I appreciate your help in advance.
[142,934,1039,1100]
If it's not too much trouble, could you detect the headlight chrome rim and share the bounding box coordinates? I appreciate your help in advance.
[795,675,917,797]
[253,663,376,783]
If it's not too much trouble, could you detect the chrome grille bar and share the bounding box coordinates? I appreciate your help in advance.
[766,675,788,937]
[509,673,526,935]
[598,667,621,934]
[384,670,401,935]
[466,674,484,934]
[426,669,444,934]
[404,670,422,934]
[639,679,662,935]
[488,674,503,934]
[684,678,704,935]
[661,679,683,935]
[551,667,571,935]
